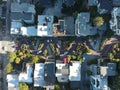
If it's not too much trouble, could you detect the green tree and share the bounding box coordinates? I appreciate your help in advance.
[5,63,13,73]
[93,16,104,27]
[73,11,78,19]
[109,53,114,60]
[19,83,29,90]
[15,57,21,64]
[71,55,77,60]
[109,75,120,90]
[43,49,48,56]
[8,52,17,63]
[31,56,39,64]
[55,83,61,90]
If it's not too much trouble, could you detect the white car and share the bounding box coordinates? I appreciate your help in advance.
[37,50,42,54]
[64,51,68,55]
[47,40,49,43]
[57,44,60,48]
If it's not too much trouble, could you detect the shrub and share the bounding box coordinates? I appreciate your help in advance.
[19,83,29,90]
[5,63,13,73]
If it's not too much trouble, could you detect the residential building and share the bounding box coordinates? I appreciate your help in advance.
[90,75,110,90]
[12,0,32,3]
[110,7,120,35]
[69,62,81,81]
[10,21,22,34]
[53,20,66,36]
[97,0,113,14]
[53,17,75,36]
[7,74,19,90]
[113,0,120,7]
[88,0,113,14]
[44,62,55,90]
[37,15,53,36]
[0,2,6,19]
[100,63,117,76]
[35,0,52,7]
[75,12,97,36]
[19,64,33,83]
[11,3,35,23]
[90,63,117,76]
[34,62,55,90]
[11,22,37,36]
[63,0,75,7]
[69,62,81,89]
[90,63,117,90]
[56,61,81,84]
[20,26,37,36]
[56,63,69,83]
[88,0,98,6]
[34,63,45,87]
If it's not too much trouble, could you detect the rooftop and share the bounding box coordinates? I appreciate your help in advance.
[20,26,37,36]
[65,17,75,36]
[88,0,98,6]
[11,21,22,34]
[100,63,117,76]
[38,0,52,7]
[63,0,75,7]
[7,74,19,90]
[19,65,33,83]
[37,15,53,36]
[53,20,66,36]
[11,3,35,22]
[11,12,33,21]
[98,0,113,13]
[75,12,97,36]
[110,7,120,35]
[34,63,45,87]
[90,75,109,90]
[56,63,69,83]
[44,62,55,85]
[11,3,35,13]
[113,0,120,6]
[69,62,81,81]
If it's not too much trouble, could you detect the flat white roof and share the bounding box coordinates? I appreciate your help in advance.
[69,62,81,81]
[19,66,33,83]
[34,63,45,87]
[11,22,22,34]
[37,15,53,36]
[7,74,19,90]
[56,63,66,69]
[21,26,37,36]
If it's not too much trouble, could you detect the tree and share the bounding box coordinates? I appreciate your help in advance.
[71,55,77,60]
[8,52,16,63]
[109,53,114,60]
[73,11,78,19]
[109,75,120,90]
[19,83,29,90]
[31,55,39,64]
[5,63,13,73]
[15,57,21,64]
[55,83,61,90]
[43,49,48,56]
[93,16,104,27]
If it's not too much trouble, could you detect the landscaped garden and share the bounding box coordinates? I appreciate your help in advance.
[6,44,46,73]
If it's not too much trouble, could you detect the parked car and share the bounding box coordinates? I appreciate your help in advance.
[64,51,68,55]
[47,40,50,43]
[37,50,42,54]
[57,44,60,48]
